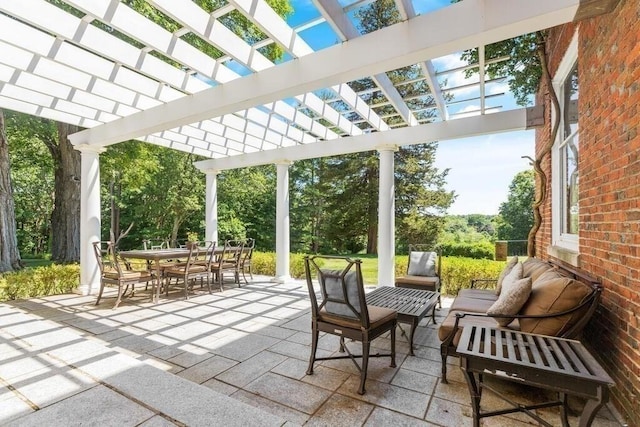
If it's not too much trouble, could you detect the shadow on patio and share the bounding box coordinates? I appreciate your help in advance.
[0,278,623,426]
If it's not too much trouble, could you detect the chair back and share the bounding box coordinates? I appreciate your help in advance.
[183,241,201,270]
[304,256,370,328]
[407,245,440,277]
[93,241,126,277]
[220,239,243,265]
[240,238,255,265]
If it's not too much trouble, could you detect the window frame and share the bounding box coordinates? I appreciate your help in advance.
[550,32,579,257]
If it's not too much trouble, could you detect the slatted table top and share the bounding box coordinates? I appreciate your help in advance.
[457,325,614,386]
[366,286,438,317]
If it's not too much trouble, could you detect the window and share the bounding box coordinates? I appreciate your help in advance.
[551,33,579,258]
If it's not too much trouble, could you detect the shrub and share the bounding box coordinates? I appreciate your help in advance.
[0,264,80,302]
[439,241,494,260]
[251,252,309,279]
[440,256,505,295]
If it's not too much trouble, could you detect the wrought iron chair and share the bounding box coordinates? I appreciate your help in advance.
[395,244,442,309]
[304,255,397,395]
[93,241,154,309]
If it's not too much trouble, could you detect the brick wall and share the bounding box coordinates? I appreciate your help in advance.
[536,1,640,425]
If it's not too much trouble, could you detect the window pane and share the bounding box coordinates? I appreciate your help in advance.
[565,134,579,234]
[561,63,579,236]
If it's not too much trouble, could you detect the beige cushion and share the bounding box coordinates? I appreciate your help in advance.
[519,277,593,336]
[395,275,439,291]
[320,305,396,329]
[522,258,554,283]
[458,288,500,301]
[487,277,532,326]
[450,295,495,313]
[407,251,437,276]
[438,311,520,344]
[495,256,518,295]
[501,262,524,292]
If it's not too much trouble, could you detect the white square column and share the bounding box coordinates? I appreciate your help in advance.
[377,145,398,286]
[76,144,105,295]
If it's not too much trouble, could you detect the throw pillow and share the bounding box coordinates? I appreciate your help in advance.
[407,251,437,277]
[487,277,532,327]
[495,256,519,295]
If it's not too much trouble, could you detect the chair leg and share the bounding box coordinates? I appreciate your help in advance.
[390,324,397,368]
[441,346,449,384]
[95,281,105,306]
[184,275,189,300]
[358,340,370,395]
[306,327,319,375]
[113,283,124,309]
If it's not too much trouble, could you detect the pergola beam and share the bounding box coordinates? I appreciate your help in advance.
[69,0,581,147]
[195,107,543,171]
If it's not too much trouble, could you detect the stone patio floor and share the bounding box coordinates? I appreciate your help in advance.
[0,276,625,426]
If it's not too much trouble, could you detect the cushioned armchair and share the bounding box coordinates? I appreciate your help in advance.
[395,245,441,307]
[304,255,397,395]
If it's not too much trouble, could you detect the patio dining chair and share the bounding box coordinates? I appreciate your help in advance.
[162,242,209,299]
[238,238,255,284]
[93,241,154,309]
[210,239,243,291]
[304,255,397,395]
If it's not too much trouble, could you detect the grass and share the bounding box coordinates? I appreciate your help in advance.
[316,255,380,284]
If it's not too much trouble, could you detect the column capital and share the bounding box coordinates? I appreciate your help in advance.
[74,144,106,154]
[376,144,399,153]
[202,168,220,175]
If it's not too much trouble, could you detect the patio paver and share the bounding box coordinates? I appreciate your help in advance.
[0,276,625,426]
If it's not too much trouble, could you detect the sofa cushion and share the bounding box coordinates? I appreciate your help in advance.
[458,288,499,301]
[519,277,594,336]
[487,277,532,327]
[522,258,555,283]
[496,256,518,295]
[407,251,437,277]
[450,295,496,313]
[438,310,520,344]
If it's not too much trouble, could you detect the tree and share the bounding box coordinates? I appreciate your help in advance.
[0,109,22,272]
[497,170,535,240]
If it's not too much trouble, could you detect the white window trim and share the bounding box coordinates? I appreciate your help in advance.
[551,31,579,256]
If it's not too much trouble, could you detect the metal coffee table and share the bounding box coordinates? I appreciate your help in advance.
[366,286,439,355]
[457,324,615,427]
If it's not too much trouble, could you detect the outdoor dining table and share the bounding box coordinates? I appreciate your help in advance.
[366,286,439,356]
[119,246,221,303]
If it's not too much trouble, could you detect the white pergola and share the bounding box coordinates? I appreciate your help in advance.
[0,0,606,293]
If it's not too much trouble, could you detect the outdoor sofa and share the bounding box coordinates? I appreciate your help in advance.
[438,257,602,382]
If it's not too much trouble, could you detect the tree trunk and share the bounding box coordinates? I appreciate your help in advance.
[48,123,81,263]
[0,109,23,272]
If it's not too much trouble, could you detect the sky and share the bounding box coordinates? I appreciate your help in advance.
[284,0,535,215]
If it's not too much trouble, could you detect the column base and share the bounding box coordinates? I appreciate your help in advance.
[271,275,292,284]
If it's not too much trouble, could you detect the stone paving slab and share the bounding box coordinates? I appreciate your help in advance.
[0,278,626,427]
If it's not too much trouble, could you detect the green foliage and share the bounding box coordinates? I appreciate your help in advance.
[6,111,55,256]
[497,169,535,240]
[438,241,494,260]
[251,252,307,278]
[437,215,498,259]
[439,257,506,296]
[460,33,542,106]
[0,264,79,301]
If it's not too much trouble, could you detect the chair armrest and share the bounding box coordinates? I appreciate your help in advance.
[470,278,498,289]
